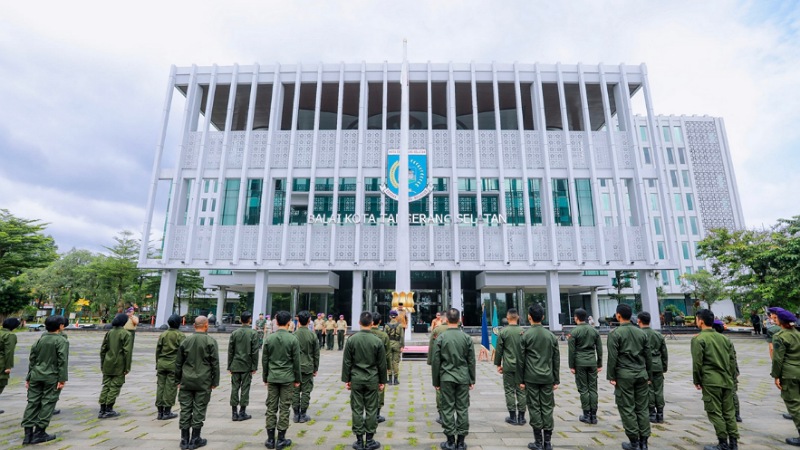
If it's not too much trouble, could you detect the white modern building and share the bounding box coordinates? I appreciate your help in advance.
[139,61,744,330]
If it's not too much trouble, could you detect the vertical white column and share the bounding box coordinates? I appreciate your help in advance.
[512,63,535,266]
[279,66,303,265]
[533,64,559,265]
[469,62,486,266]
[155,269,177,327]
[378,63,388,265]
[447,63,461,265]
[545,271,562,331]
[256,66,282,265]
[450,270,463,312]
[638,270,661,329]
[215,288,226,323]
[590,287,600,324]
[351,270,364,331]
[328,63,346,264]
[354,62,368,265]
[291,287,299,318]
[253,270,269,327]
[305,65,323,265]
[491,62,510,263]
[232,64,261,265]
[556,63,583,264]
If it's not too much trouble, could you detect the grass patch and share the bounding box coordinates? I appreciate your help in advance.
[409,407,415,413]
[315,436,327,445]
[88,431,108,439]
[386,431,394,438]
[296,429,307,437]
[342,430,352,438]
[324,425,334,432]
[332,415,339,421]
[233,443,247,450]
[90,438,109,447]
[408,426,416,433]
[407,437,418,446]
[334,445,346,450]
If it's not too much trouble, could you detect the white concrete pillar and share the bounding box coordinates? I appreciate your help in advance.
[351,270,364,330]
[155,269,177,327]
[290,287,299,318]
[590,287,600,325]
[546,271,562,331]
[253,270,269,329]
[215,288,226,325]
[639,270,662,330]
[450,271,463,312]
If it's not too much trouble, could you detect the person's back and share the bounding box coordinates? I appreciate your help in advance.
[692,325,735,388]
[519,324,559,385]
[263,328,301,384]
[98,314,133,419]
[0,318,20,415]
[22,316,68,444]
[368,313,392,421]
[494,310,526,426]
[228,326,258,373]
[344,327,386,385]
[155,315,185,421]
[427,323,449,365]
[608,323,650,380]
[568,309,602,426]
[177,325,220,391]
[292,313,320,423]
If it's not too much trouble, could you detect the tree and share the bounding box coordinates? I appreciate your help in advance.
[0,277,33,319]
[682,270,727,313]
[176,270,204,315]
[28,249,97,315]
[97,230,143,309]
[609,270,638,308]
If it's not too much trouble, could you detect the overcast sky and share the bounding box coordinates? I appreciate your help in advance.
[1,0,798,253]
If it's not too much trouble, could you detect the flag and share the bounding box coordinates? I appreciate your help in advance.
[491,302,499,350]
[481,303,490,351]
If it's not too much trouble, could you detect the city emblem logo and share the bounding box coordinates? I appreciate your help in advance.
[382,148,433,201]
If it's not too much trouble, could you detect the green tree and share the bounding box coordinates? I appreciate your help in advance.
[682,270,727,313]
[98,230,142,309]
[609,270,637,309]
[176,270,204,315]
[0,277,33,319]
[28,249,97,315]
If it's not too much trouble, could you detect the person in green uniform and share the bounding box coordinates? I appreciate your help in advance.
[98,313,133,419]
[712,320,742,423]
[292,310,319,424]
[263,310,301,450]
[155,314,185,420]
[692,309,739,450]
[343,311,387,450]
[256,313,267,347]
[228,311,259,422]
[767,306,795,421]
[0,318,21,415]
[386,310,404,385]
[325,315,336,350]
[21,315,68,445]
[638,311,668,424]
[369,311,391,424]
[337,315,348,351]
[432,308,476,450]
[607,304,652,450]
[517,304,559,450]
[176,316,220,450]
[569,308,602,425]
[771,309,800,447]
[428,318,450,425]
[494,308,526,426]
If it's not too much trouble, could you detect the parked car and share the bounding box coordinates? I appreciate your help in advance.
[27,323,45,331]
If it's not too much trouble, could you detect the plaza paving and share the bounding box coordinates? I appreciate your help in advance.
[0,330,793,449]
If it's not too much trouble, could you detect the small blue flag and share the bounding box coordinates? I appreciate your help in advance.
[491,302,499,350]
[481,303,490,351]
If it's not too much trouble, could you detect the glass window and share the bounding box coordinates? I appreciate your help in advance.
[364,196,381,225]
[528,178,543,225]
[211,199,217,212]
[433,177,448,192]
[647,179,656,188]
[458,195,477,226]
[666,148,675,164]
[649,193,658,211]
[686,194,694,211]
[338,195,356,219]
[604,216,614,226]
[201,199,207,212]
[674,194,683,212]
[244,179,263,225]
[673,126,684,144]
[685,266,694,275]
[682,170,691,187]
[315,178,334,191]
[639,126,648,142]
[678,217,686,235]
[690,216,699,235]
[482,196,499,225]
[504,179,525,226]
[292,178,310,192]
[365,177,381,192]
[602,193,612,212]
[654,217,662,235]
[682,242,691,260]
[662,126,671,142]
[673,270,681,284]
[313,195,334,220]
[433,196,449,226]
[458,178,477,192]
[203,179,210,194]
[642,147,651,164]
[385,198,398,221]
[482,178,500,192]
[289,205,307,225]
[339,177,357,191]
[661,270,670,286]
[657,241,665,260]
[199,217,205,226]
[678,148,686,165]
[600,178,607,187]
[552,178,572,226]
[575,179,595,226]
[221,179,240,225]
[272,179,285,225]
[670,170,679,188]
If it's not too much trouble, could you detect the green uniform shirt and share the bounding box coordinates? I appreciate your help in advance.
[691,328,736,388]
[27,332,69,383]
[427,324,449,365]
[155,328,185,372]
[771,327,800,379]
[176,331,220,390]
[607,322,652,381]
[386,320,405,346]
[228,326,259,373]
[0,328,17,381]
[494,324,524,372]
[294,326,320,375]
[766,324,782,343]
[100,326,132,376]
[568,323,603,369]
[262,329,301,384]
[641,327,668,373]
[431,328,476,387]
[342,330,387,385]
[518,324,560,385]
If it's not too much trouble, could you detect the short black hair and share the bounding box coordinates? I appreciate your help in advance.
[616,304,633,320]
[297,310,311,326]
[2,318,20,331]
[696,309,715,326]
[574,308,588,322]
[507,308,519,320]
[445,308,460,324]
[529,304,545,323]
[241,311,253,324]
[372,312,382,326]
[112,313,128,327]
[359,311,373,327]
[45,315,62,332]
[637,311,652,325]
[275,311,291,326]
[59,316,70,326]
[167,314,181,329]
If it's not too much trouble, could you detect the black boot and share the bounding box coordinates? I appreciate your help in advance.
[590,408,598,424]
[648,407,657,423]
[52,409,61,415]
[265,428,276,449]
[436,412,443,425]
[293,407,300,423]
[729,437,738,450]
[352,434,364,450]
[787,435,800,447]
[393,375,399,385]
[640,436,649,449]
[163,406,177,420]
[180,429,191,450]
[276,429,292,450]
[98,404,107,419]
[377,408,386,423]
[527,428,543,450]
[364,433,380,450]
[456,434,466,450]
[505,410,518,425]
[735,413,742,423]
[622,436,639,450]
[299,408,311,423]
[440,435,456,450]
[703,438,729,450]
[29,427,56,444]
[232,405,240,421]
[238,406,251,421]
[786,413,795,420]
[656,407,664,423]
[23,427,33,445]
[579,409,591,423]
[517,410,527,426]
[543,430,552,450]
[104,402,120,418]
[191,427,207,448]
[157,406,164,420]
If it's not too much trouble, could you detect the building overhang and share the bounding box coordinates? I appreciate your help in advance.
[476,271,609,294]
[203,270,339,294]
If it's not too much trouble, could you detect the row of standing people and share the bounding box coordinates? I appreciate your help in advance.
[254,313,348,351]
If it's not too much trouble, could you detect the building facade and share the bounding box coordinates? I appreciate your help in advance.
[139,61,744,330]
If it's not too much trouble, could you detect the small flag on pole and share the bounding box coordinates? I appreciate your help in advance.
[491,302,499,350]
[481,302,490,351]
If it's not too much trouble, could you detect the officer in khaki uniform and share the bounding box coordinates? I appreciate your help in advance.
[325,315,336,350]
[369,312,391,423]
[336,315,348,350]
[518,304,559,450]
[98,313,132,419]
[568,308,602,425]
[386,310,405,385]
[770,309,800,446]
[343,312,387,450]
[263,311,301,450]
[428,320,450,424]
[0,317,20,415]
[608,304,652,450]
[432,308,476,450]
[155,314,184,420]
[314,314,325,348]
[767,306,795,421]
[21,315,68,445]
[176,316,220,450]
[692,309,738,450]
[292,311,319,424]
[228,311,259,422]
[494,308,526,426]
[638,311,668,424]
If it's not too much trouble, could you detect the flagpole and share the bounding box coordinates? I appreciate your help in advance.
[398,39,412,342]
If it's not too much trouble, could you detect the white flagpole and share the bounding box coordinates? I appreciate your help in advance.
[397,40,412,342]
